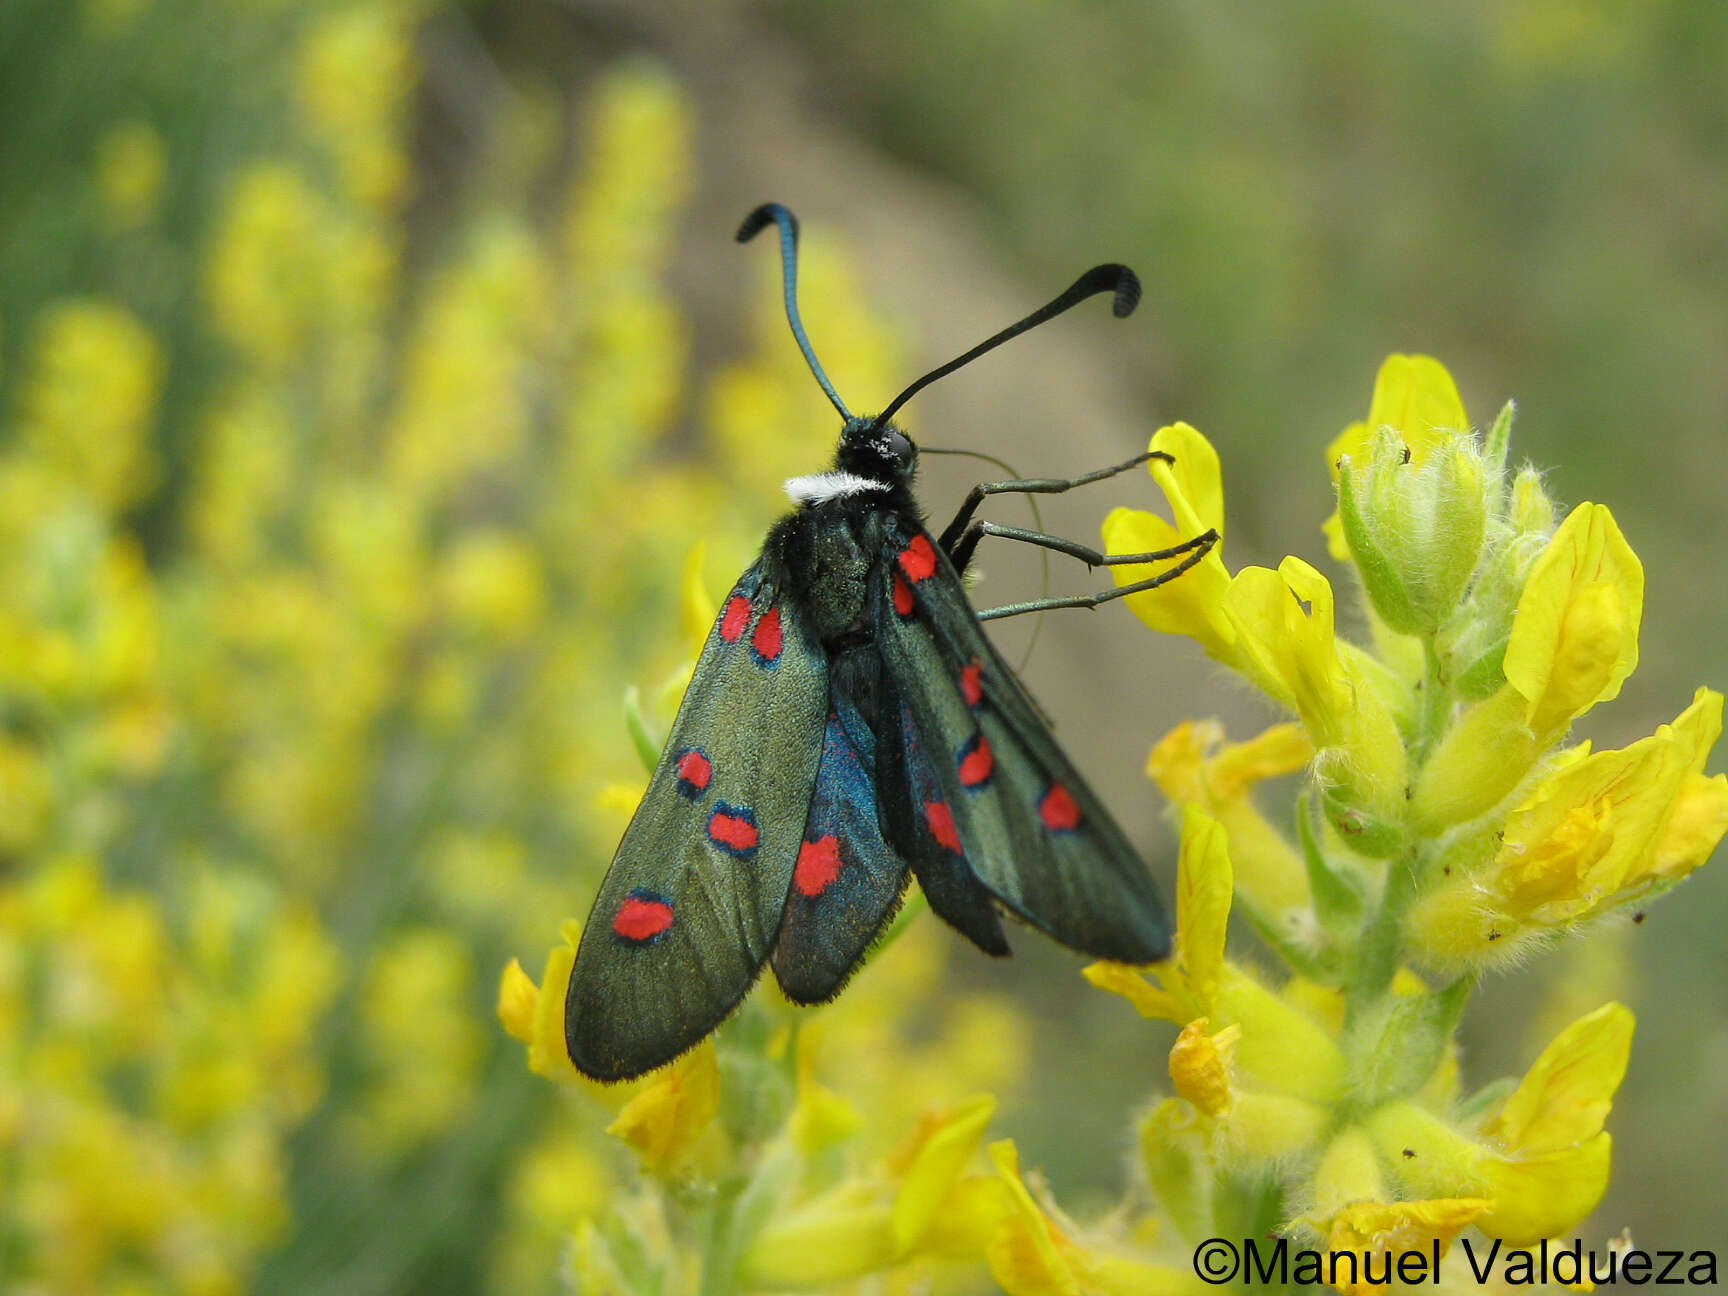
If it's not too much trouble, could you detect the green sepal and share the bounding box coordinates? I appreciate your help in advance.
[1346,977,1471,1110]
[1452,633,1510,701]
[715,1004,794,1150]
[1338,459,1422,634]
[1455,1074,1519,1124]
[1139,1101,1213,1244]
[711,1144,799,1296]
[1482,399,1516,516]
[1322,786,1405,859]
[1297,791,1368,940]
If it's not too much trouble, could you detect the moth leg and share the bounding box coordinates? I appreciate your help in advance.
[949,519,1205,574]
[936,450,1172,556]
[975,529,1219,621]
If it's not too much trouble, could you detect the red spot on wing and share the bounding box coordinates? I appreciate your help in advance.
[892,573,915,618]
[924,801,962,853]
[707,804,760,856]
[612,892,674,942]
[674,748,712,796]
[897,533,937,584]
[957,735,994,788]
[793,835,843,897]
[751,605,783,663]
[1039,783,1082,832]
[960,659,983,707]
[720,595,752,643]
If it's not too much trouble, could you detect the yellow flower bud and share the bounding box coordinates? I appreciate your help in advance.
[1324,354,1469,561]
[1410,684,1543,833]
[1311,1127,1388,1218]
[1337,428,1489,634]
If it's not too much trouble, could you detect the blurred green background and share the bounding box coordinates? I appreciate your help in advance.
[2,0,1724,1291]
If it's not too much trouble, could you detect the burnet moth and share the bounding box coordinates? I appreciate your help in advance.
[565,203,1219,1081]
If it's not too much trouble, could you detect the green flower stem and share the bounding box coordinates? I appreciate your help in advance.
[1413,634,1452,769]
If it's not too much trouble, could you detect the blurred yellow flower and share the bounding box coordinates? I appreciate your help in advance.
[606,1041,720,1175]
[94,119,167,227]
[13,299,164,510]
[1146,720,1313,919]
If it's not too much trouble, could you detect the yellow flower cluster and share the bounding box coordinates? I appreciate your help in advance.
[1087,354,1726,1272]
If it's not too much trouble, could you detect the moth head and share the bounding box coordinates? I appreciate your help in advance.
[836,415,917,486]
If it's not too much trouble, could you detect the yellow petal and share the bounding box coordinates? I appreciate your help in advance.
[891,1093,998,1254]
[527,924,585,1083]
[1175,806,1233,1009]
[1083,961,1186,1022]
[1504,503,1643,736]
[1103,506,1234,654]
[1147,719,1313,805]
[1168,1018,1240,1117]
[1222,559,1347,741]
[497,958,539,1044]
[985,1140,1082,1296]
[1475,1134,1613,1246]
[1482,1002,1633,1154]
[1650,771,1728,880]
[1325,1198,1491,1296]
[1149,421,1226,537]
[604,1039,720,1173]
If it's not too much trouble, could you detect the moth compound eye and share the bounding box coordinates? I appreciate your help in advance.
[885,429,915,465]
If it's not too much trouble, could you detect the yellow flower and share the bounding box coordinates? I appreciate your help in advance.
[1103,422,1233,656]
[1222,558,1348,740]
[605,1041,720,1175]
[1147,719,1314,923]
[1503,503,1643,738]
[1368,1004,1632,1246]
[985,1141,1201,1296]
[1497,688,1724,910]
[1323,1198,1491,1296]
[499,923,586,1085]
[1087,810,1341,1160]
[1411,690,1728,968]
[738,1094,1006,1286]
[1324,354,1470,561]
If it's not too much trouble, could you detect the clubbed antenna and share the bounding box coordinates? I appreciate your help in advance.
[736,202,852,421]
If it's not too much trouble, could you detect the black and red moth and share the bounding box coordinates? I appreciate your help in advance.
[565,203,1216,1081]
